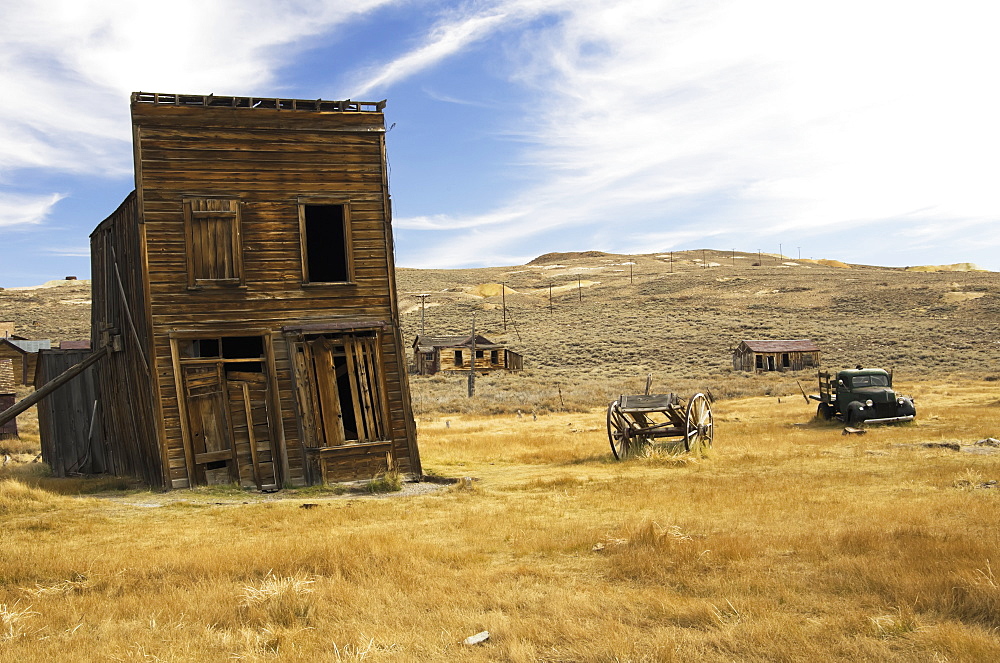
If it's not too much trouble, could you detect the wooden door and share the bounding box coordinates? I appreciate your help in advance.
[182,364,237,485]
[226,371,279,490]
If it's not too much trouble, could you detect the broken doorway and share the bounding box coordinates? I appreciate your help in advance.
[178,335,280,489]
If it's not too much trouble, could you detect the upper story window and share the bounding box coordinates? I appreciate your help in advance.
[183,198,244,288]
[298,201,353,284]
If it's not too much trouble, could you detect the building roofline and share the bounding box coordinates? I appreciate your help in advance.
[131,92,386,113]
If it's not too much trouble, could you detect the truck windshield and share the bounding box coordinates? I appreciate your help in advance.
[851,375,889,388]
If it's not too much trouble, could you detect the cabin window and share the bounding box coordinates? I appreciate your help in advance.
[491,350,499,364]
[782,353,790,368]
[803,354,815,367]
[454,350,463,366]
[299,203,352,284]
[183,199,243,288]
[755,355,763,369]
[475,350,484,359]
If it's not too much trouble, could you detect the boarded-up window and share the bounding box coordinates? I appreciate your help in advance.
[290,332,391,447]
[183,199,243,287]
[299,203,352,283]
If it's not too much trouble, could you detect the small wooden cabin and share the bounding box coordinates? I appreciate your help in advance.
[0,338,51,386]
[412,334,524,375]
[86,92,421,490]
[0,359,16,440]
[733,339,820,372]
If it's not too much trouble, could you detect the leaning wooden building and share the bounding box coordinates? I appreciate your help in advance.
[732,339,820,372]
[89,92,420,489]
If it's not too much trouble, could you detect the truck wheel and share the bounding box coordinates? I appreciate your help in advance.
[846,403,865,425]
[816,403,834,421]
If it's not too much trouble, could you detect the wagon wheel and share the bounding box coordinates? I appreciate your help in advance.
[607,401,633,460]
[684,393,714,454]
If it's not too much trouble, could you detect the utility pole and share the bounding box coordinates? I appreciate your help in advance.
[732,249,736,268]
[798,247,801,260]
[629,257,634,284]
[578,276,582,302]
[417,294,430,336]
[702,249,706,268]
[500,281,507,331]
[670,251,673,273]
[779,243,783,260]
[549,283,553,314]
[468,314,476,397]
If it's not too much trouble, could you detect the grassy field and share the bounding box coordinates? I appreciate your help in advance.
[2,253,999,660]
[1,378,998,661]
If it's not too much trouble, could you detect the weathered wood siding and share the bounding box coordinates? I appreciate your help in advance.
[131,98,420,487]
[90,192,164,486]
[35,349,107,476]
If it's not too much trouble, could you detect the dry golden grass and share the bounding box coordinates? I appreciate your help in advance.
[0,380,998,661]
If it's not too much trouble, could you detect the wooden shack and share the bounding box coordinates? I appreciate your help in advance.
[412,334,524,375]
[35,349,106,475]
[87,92,421,489]
[0,338,51,386]
[733,339,820,372]
[0,359,15,440]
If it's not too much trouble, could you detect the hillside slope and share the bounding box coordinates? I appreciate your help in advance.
[3,251,996,391]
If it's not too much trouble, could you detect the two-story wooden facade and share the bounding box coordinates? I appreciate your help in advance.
[91,93,420,490]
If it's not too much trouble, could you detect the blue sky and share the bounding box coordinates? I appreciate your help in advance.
[2,0,999,287]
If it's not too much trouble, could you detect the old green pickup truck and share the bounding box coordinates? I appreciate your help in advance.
[811,367,916,425]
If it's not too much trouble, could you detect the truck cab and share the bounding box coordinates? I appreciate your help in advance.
[814,368,916,425]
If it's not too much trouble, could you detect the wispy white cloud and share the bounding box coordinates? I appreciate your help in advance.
[42,246,93,258]
[0,192,65,227]
[382,0,1000,268]
[351,10,513,97]
[0,0,398,176]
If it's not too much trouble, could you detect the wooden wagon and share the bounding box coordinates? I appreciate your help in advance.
[606,381,714,459]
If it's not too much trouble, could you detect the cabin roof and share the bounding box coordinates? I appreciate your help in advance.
[1,339,51,354]
[413,334,504,351]
[58,340,92,350]
[739,339,819,353]
[132,92,386,114]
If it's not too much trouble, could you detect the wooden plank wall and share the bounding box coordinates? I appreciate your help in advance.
[132,101,421,486]
[90,192,164,487]
[35,349,106,476]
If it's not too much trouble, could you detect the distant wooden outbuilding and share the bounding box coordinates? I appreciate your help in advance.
[412,334,523,375]
[733,339,820,372]
[0,359,16,440]
[0,338,51,386]
[38,92,422,490]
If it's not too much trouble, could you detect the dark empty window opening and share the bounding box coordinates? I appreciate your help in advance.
[205,460,228,471]
[302,204,349,283]
[782,353,790,368]
[182,336,263,360]
[475,350,484,359]
[454,350,463,366]
[491,350,499,364]
[184,338,220,358]
[755,355,763,369]
[221,336,264,359]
